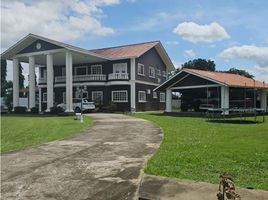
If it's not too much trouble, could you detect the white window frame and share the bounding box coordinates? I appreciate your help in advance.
[160,92,166,102]
[42,92,47,102]
[112,90,128,103]
[138,91,146,103]
[91,65,102,75]
[157,69,161,76]
[153,92,158,99]
[113,63,127,73]
[138,63,145,76]
[92,91,103,102]
[41,69,47,78]
[75,66,88,75]
[149,66,155,78]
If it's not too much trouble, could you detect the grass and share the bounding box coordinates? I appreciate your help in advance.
[1,114,92,153]
[132,113,268,191]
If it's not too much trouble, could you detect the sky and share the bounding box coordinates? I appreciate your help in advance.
[1,0,268,83]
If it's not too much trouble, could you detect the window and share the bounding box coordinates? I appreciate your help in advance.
[113,63,127,73]
[138,91,146,102]
[92,91,103,103]
[75,87,88,98]
[149,66,155,78]
[162,70,166,77]
[153,92,157,99]
[157,69,161,76]
[75,66,87,75]
[160,92,165,102]
[91,65,102,74]
[63,92,66,103]
[112,90,128,102]
[43,93,47,102]
[138,63,145,76]
[41,68,47,78]
[62,68,66,76]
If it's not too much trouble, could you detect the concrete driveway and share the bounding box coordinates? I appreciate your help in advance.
[1,114,163,200]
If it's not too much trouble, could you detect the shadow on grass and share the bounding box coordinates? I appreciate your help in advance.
[207,119,261,124]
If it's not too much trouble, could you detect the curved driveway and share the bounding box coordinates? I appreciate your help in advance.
[1,114,162,200]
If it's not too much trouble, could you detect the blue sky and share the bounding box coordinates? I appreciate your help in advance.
[1,0,268,82]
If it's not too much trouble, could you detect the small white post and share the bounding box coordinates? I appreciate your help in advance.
[166,89,172,112]
[221,86,229,115]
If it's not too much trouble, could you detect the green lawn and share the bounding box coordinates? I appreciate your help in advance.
[133,113,268,191]
[1,114,92,153]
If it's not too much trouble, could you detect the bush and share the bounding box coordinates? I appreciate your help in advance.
[50,106,64,115]
[14,106,27,114]
[181,103,188,112]
[30,107,39,114]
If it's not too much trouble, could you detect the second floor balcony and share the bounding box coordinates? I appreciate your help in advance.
[108,73,129,80]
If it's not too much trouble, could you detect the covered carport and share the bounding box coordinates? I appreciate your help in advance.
[155,68,268,115]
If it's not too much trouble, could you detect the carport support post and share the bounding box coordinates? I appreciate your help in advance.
[29,56,36,109]
[12,58,19,109]
[166,89,172,112]
[221,86,229,115]
[130,58,136,112]
[260,89,267,112]
[45,54,54,112]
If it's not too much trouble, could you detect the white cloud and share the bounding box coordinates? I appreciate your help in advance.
[0,0,119,51]
[166,41,180,45]
[184,49,195,57]
[219,45,268,68]
[173,22,230,43]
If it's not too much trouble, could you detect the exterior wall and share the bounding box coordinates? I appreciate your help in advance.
[18,39,62,54]
[135,83,165,111]
[136,47,167,84]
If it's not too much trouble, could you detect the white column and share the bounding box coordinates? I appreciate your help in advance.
[260,89,267,112]
[38,87,42,112]
[46,54,54,112]
[165,89,172,112]
[130,58,136,112]
[65,51,74,112]
[29,56,36,109]
[12,58,19,109]
[221,86,229,114]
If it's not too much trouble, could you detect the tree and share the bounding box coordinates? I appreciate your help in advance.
[18,62,25,97]
[181,58,216,72]
[1,59,7,97]
[4,80,13,112]
[225,67,254,79]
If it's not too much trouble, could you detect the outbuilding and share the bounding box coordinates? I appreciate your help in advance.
[154,68,268,114]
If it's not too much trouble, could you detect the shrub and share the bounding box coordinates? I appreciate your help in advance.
[181,103,188,112]
[14,106,27,114]
[30,107,39,114]
[50,106,64,115]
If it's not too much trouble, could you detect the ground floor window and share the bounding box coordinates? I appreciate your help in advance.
[92,91,103,103]
[42,93,47,102]
[112,90,128,102]
[153,92,158,99]
[160,92,165,102]
[138,91,146,102]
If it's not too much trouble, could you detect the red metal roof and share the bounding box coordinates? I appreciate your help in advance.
[185,69,268,89]
[90,41,160,59]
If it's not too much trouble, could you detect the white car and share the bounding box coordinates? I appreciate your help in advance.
[57,98,95,113]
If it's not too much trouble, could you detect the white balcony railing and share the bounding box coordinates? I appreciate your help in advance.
[38,77,46,84]
[108,73,129,80]
[53,74,106,83]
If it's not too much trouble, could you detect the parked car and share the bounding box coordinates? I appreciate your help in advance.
[57,98,95,113]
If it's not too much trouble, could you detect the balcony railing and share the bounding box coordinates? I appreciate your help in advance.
[108,73,129,80]
[53,74,107,83]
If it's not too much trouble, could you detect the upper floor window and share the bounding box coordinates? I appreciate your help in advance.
[75,66,88,75]
[138,91,146,102]
[160,92,166,102]
[153,92,158,99]
[91,65,102,74]
[149,66,155,78]
[113,63,127,74]
[138,63,145,76]
[157,69,161,76]
[162,70,166,77]
[112,90,128,103]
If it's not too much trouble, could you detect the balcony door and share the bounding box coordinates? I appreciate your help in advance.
[113,63,127,74]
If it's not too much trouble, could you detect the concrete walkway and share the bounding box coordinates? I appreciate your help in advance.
[1,114,163,200]
[139,174,268,200]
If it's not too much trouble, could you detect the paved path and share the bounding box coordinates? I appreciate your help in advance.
[1,114,163,200]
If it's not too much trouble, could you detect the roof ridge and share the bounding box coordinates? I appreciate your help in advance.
[89,40,160,51]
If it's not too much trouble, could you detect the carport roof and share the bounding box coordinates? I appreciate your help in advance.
[155,68,268,91]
